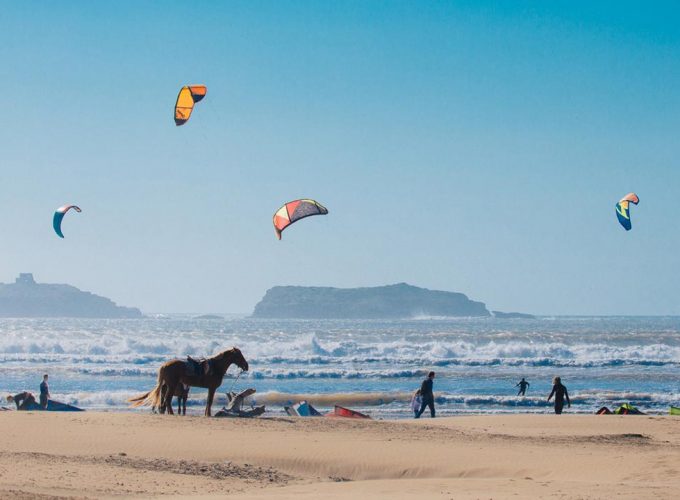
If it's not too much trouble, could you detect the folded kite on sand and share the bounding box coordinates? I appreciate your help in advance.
[23,400,83,412]
[284,401,323,417]
[326,405,371,419]
[597,403,645,415]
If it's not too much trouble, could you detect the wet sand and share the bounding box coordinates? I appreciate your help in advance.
[1,412,679,499]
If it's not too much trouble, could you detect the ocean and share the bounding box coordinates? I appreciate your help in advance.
[1,316,678,417]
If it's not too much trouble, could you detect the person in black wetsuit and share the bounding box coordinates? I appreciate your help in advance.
[415,371,436,418]
[516,378,530,396]
[547,376,570,414]
[39,374,50,410]
[7,391,37,410]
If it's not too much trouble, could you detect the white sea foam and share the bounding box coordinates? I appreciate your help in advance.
[1,334,678,369]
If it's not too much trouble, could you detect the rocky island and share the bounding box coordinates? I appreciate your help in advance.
[0,273,142,318]
[252,283,491,319]
[492,310,536,319]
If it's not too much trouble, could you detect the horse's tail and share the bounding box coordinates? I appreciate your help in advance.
[127,390,154,407]
[128,367,165,408]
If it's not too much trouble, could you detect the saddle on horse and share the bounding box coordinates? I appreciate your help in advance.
[186,356,212,377]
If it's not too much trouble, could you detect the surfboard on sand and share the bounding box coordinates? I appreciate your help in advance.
[671,406,680,416]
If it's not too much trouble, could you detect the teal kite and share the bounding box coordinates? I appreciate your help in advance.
[53,204,81,238]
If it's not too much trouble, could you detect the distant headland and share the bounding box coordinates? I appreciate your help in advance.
[252,283,499,319]
[0,273,142,318]
[492,311,536,319]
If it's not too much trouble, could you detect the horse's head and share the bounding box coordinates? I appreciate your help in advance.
[220,347,249,373]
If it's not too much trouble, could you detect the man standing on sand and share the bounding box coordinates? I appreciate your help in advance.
[516,378,530,396]
[39,374,50,410]
[547,376,570,414]
[415,371,436,418]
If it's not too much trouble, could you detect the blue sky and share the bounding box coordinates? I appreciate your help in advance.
[1,1,678,314]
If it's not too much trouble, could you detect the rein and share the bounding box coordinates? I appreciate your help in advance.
[227,369,242,393]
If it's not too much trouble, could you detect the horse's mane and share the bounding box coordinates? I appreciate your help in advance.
[209,347,239,361]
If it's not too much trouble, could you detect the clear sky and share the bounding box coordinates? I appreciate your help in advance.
[1,1,678,314]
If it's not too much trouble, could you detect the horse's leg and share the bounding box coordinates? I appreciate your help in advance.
[182,394,187,415]
[205,387,216,417]
[164,382,176,415]
[158,384,167,414]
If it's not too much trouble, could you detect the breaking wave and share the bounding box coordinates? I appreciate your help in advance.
[1,333,679,371]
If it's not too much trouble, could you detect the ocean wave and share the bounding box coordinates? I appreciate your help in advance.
[248,368,430,380]
[74,367,157,377]
[0,355,678,378]
[1,330,679,368]
[246,391,407,407]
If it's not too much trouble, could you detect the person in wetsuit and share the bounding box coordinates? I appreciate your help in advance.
[39,374,50,410]
[516,378,530,396]
[547,376,570,414]
[415,371,436,418]
[7,392,37,410]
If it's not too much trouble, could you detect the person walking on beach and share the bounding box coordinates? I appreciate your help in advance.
[410,389,422,417]
[39,374,50,410]
[7,391,36,410]
[516,377,530,396]
[547,376,570,414]
[415,371,436,418]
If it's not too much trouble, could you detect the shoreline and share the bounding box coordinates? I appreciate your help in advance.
[2,412,679,498]
[4,392,676,418]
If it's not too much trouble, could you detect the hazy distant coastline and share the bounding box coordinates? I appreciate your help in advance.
[0,273,142,318]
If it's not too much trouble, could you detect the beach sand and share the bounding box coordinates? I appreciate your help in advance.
[1,412,679,499]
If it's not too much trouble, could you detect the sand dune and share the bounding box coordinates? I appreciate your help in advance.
[1,412,679,498]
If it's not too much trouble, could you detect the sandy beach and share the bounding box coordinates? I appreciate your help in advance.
[1,412,679,499]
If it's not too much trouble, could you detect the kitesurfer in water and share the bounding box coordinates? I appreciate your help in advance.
[516,378,530,396]
[39,374,50,410]
[547,376,570,414]
[7,392,36,410]
[415,371,436,418]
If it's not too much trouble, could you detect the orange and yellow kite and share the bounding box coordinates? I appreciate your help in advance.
[174,85,207,126]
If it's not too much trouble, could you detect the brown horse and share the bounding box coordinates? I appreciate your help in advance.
[129,347,248,416]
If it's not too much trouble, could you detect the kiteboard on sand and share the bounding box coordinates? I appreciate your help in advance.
[671,406,680,416]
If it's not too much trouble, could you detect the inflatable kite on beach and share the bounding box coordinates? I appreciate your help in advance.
[53,204,81,238]
[174,85,207,126]
[615,193,639,231]
[273,199,328,240]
